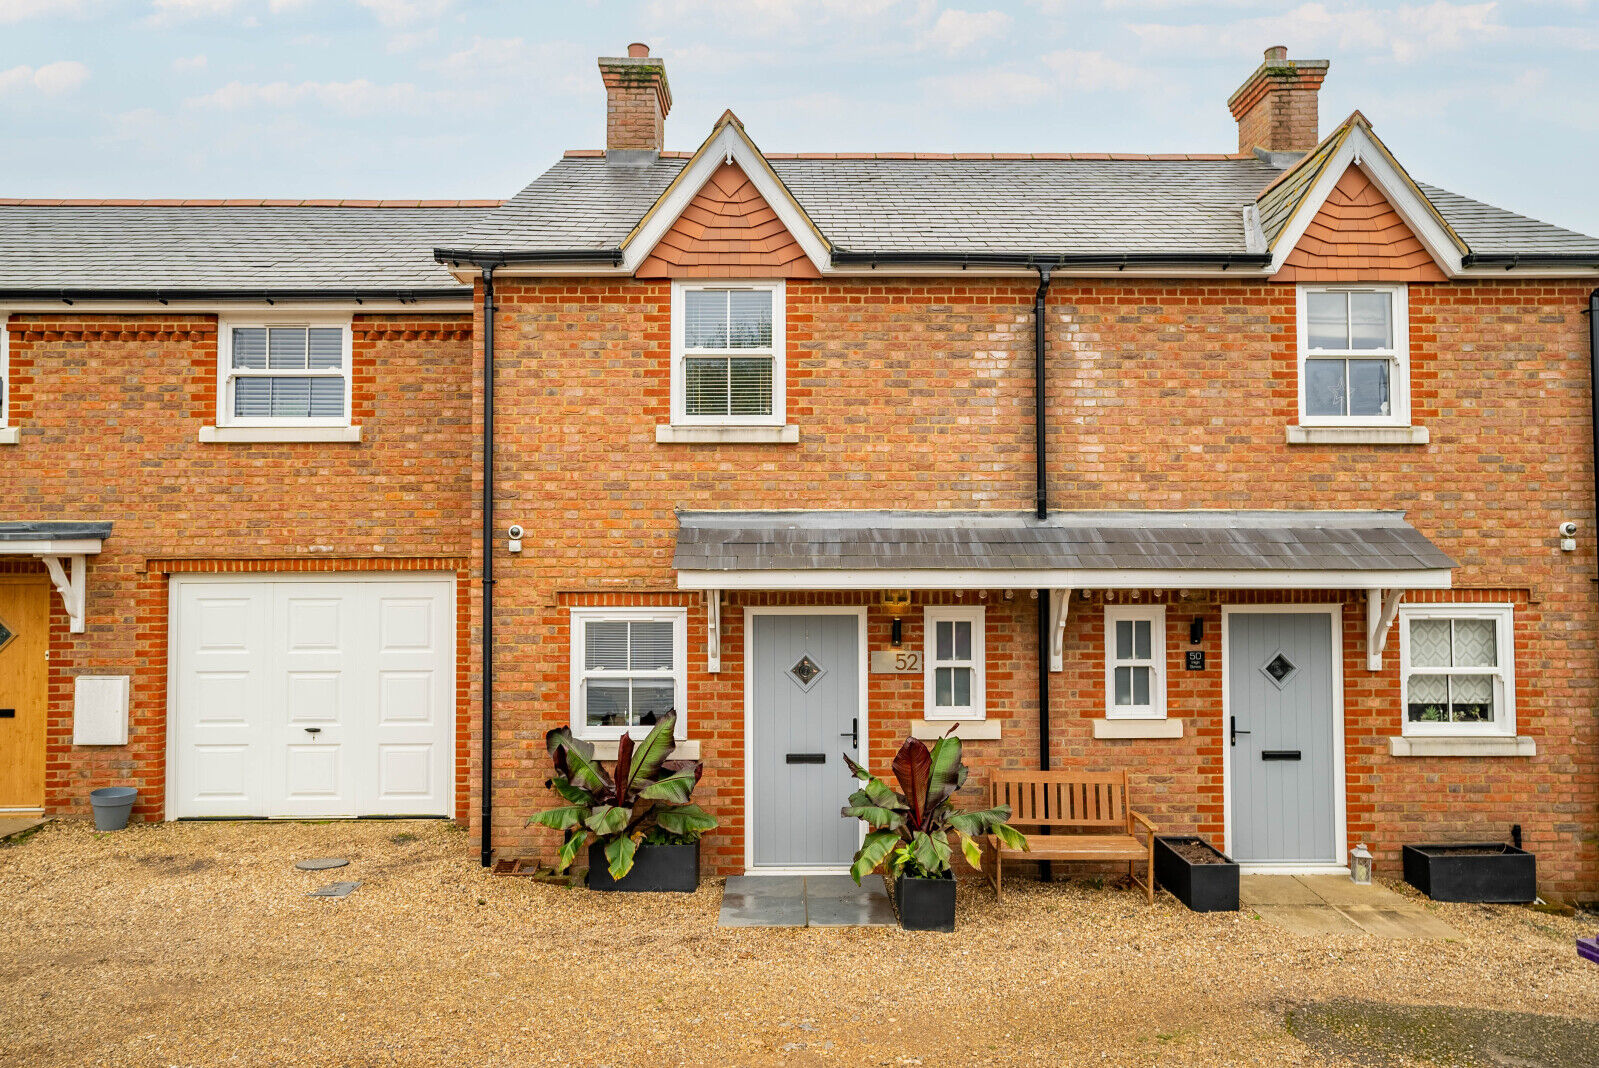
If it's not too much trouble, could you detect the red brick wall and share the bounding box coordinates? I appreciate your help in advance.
[1,312,477,822]
[487,276,1597,897]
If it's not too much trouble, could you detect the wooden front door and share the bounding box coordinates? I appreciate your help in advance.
[0,579,49,810]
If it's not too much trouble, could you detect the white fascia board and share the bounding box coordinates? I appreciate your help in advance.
[0,300,473,314]
[676,567,1454,591]
[477,262,1274,280]
[621,123,832,277]
[0,539,105,555]
[1268,125,1464,278]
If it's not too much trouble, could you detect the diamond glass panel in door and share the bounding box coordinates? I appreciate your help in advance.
[1405,616,1500,725]
[582,620,676,730]
[1261,651,1297,687]
[0,615,13,654]
[682,288,775,418]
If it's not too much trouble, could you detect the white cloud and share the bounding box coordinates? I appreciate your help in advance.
[355,0,453,26]
[922,8,1012,54]
[172,54,209,72]
[0,0,91,20]
[0,60,90,96]
[1042,48,1141,90]
[148,0,239,19]
[920,66,1053,109]
[188,77,457,117]
[1129,2,1505,63]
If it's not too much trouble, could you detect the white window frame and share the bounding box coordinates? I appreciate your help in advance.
[569,606,688,743]
[923,605,985,721]
[1104,605,1167,721]
[669,280,785,428]
[1296,284,1409,428]
[0,312,12,441]
[217,317,353,428]
[1398,603,1515,738]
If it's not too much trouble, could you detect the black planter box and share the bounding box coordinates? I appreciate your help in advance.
[1153,836,1239,912]
[894,873,956,932]
[1402,843,1535,903]
[586,841,700,893]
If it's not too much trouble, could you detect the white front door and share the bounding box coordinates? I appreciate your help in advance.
[170,574,455,819]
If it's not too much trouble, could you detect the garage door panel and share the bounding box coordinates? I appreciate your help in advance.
[172,575,454,819]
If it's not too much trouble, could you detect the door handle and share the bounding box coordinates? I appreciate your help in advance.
[840,718,858,748]
[304,727,322,735]
[1230,717,1250,747]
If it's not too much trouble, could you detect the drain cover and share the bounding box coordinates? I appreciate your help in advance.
[295,857,349,871]
[308,881,360,898]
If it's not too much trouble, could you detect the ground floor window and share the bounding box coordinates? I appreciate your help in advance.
[923,605,984,720]
[1398,603,1514,736]
[569,607,687,740]
[1105,605,1166,719]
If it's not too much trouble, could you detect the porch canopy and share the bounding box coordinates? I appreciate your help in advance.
[0,521,113,633]
[673,509,1455,592]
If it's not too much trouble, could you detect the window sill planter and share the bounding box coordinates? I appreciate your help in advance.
[1401,843,1536,903]
[585,840,700,893]
[1153,835,1238,912]
[894,871,956,932]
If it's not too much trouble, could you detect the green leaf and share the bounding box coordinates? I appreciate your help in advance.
[549,777,597,806]
[924,732,964,812]
[628,713,678,784]
[909,830,952,875]
[956,831,983,870]
[993,822,1029,852]
[554,830,590,873]
[841,803,904,829]
[604,835,637,880]
[527,805,589,832]
[584,804,629,837]
[653,803,717,837]
[639,765,702,805]
[848,829,902,885]
[559,738,614,796]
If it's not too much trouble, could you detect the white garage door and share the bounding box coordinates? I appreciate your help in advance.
[169,573,455,819]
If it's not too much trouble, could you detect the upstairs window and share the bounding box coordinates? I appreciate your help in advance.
[220,322,350,426]
[670,281,785,426]
[1298,286,1408,427]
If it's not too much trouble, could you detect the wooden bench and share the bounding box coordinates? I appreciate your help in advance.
[984,770,1157,903]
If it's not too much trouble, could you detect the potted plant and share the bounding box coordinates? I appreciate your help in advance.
[841,730,1027,932]
[528,712,716,892]
[1153,835,1238,912]
[1402,842,1536,903]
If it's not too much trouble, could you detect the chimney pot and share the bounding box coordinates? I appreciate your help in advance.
[1228,48,1329,155]
[598,45,672,160]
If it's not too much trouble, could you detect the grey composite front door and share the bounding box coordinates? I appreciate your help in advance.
[750,612,861,869]
[1228,611,1339,864]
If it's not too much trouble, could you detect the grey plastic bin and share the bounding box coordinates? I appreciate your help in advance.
[90,787,137,831]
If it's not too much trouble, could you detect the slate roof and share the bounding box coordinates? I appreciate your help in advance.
[0,202,495,295]
[0,521,113,542]
[450,153,1599,261]
[673,510,1455,574]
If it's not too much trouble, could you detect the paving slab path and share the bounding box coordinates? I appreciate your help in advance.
[718,873,897,927]
[1243,874,1460,939]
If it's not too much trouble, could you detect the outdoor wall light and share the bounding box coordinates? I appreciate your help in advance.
[1190,616,1204,645]
[881,591,911,647]
[891,617,903,647]
[1349,842,1373,885]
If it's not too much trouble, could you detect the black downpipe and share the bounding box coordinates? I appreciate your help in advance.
[1034,266,1053,881]
[479,267,496,869]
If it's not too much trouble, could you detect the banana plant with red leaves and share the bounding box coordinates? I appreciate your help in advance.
[842,729,1027,884]
[528,712,717,881]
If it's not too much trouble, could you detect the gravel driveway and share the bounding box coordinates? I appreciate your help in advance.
[2,820,1596,1067]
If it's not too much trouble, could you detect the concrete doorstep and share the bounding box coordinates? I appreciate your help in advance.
[0,817,49,843]
[718,874,898,928]
[1242,875,1460,939]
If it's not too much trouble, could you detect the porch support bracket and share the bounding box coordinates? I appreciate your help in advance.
[1366,587,1404,671]
[706,589,721,673]
[1048,589,1071,672]
[37,553,87,633]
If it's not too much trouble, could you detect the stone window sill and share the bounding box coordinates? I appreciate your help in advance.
[655,424,799,445]
[199,425,363,444]
[0,426,17,445]
[1093,718,1184,739]
[910,719,1001,741]
[1286,425,1429,445]
[1389,735,1534,758]
[587,738,700,761]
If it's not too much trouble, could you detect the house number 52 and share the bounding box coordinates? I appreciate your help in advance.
[870,650,923,673]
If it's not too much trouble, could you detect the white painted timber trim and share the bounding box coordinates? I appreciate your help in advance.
[589,739,702,761]
[0,538,103,555]
[1093,718,1184,739]
[0,301,472,314]
[705,589,721,674]
[677,567,1453,591]
[1048,589,1070,672]
[1388,735,1534,758]
[0,427,17,445]
[656,423,799,444]
[38,553,87,633]
[1287,425,1429,445]
[1365,588,1404,672]
[199,425,363,443]
[911,718,1002,741]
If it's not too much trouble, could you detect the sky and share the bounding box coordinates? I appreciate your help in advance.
[2,0,1597,237]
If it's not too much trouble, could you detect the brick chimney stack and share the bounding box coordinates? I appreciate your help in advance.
[1228,46,1329,156]
[599,42,671,162]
